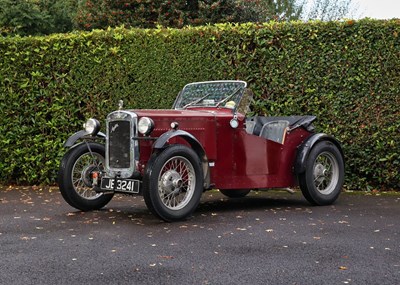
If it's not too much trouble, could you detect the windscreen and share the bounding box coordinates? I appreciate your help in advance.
[173,81,247,109]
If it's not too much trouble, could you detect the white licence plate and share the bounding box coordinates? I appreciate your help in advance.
[100,178,140,194]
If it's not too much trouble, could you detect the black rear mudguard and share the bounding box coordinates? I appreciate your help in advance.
[294,133,344,174]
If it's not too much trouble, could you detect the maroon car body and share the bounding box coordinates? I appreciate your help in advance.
[134,108,309,189]
[59,81,344,221]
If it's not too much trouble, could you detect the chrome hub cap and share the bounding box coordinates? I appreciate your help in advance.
[82,165,98,187]
[313,152,339,195]
[160,170,183,194]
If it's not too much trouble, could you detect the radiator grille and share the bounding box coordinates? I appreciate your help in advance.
[108,120,131,169]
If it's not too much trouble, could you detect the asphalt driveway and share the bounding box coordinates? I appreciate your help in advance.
[0,187,399,285]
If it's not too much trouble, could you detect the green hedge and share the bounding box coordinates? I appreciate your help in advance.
[0,19,399,190]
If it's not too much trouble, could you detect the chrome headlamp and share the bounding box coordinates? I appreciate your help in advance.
[138,117,154,135]
[84,118,100,135]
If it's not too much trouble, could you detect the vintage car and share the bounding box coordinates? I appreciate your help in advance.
[58,80,344,222]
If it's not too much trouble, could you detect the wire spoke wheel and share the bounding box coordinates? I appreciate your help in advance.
[71,152,104,200]
[298,140,344,206]
[143,145,204,222]
[59,143,113,211]
[158,156,196,210]
[313,151,339,195]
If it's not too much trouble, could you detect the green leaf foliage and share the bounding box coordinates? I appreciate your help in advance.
[0,19,399,190]
[0,0,77,36]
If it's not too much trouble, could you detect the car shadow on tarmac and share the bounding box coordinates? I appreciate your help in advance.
[72,190,314,224]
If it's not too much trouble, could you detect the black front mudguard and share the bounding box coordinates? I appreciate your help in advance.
[63,130,106,148]
[153,129,211,190]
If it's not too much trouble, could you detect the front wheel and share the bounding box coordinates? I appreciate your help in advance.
[58,142,113,211]
[298,141,344,205]
[143,145,204,222]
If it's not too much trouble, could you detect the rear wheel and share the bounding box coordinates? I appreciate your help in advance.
[143,145,203,222]
[58,143,113,211]
[298,141,344,205]
[220,189,251,198]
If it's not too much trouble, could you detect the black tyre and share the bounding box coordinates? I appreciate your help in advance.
[143,145,204,222]
[58,142,113,211]
[298,141,344,205]
[220,189,251,198]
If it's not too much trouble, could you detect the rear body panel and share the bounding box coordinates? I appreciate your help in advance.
[212,127,311,189]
